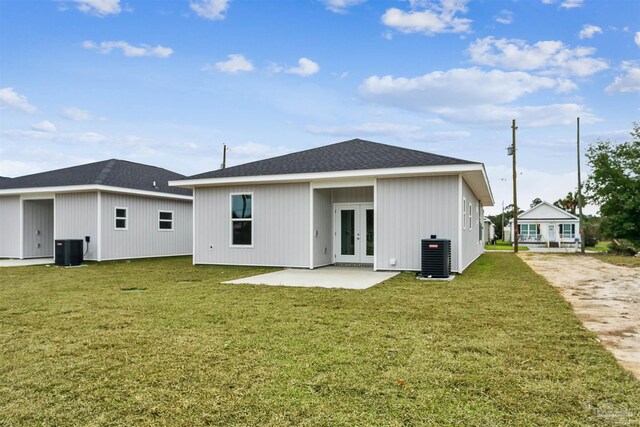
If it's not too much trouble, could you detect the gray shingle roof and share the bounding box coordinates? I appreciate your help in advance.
[187,138,477,180]
[0,159,191,196]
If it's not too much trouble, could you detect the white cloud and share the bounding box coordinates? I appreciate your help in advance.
[467,37,608,77]
[208,54,254,74]
[360,68,566,111]
[635,32,640,47]
[61,107,93,121]
[286,58,320,77]
[561,0,583,9]
[434,103,598,127]
[541,0,554,4]
[31,121,57,133]
[82,40,174,58]
[578,25,603,39]
[0,87,37,114]
[190,0,229,20]
[382,0,472,35]
[70,0,121,16]
[3,129,108,143]
[494,10,513,25]
[605,62,640,94]
[322,0,365,14]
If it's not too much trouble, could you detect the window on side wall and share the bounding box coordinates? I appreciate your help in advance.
[230,193,252,246]
[463,197,466,230]
[115,207,127,230]
[158,211,173,231]
[469,202,472,230]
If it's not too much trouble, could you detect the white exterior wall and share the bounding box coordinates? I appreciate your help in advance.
[313,188,332,267]
[0,196,21,258]
[100,192,192,260]
[22,199,54,258]
[460,178,483,272]
[376,176,460,271]
[55,192,99,260]
[332,187,373,203]
[194,183,310,267]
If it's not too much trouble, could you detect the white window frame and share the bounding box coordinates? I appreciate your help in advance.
[462,197,466,230]
[158,210,174,232]
[229,192,254,248]
[469,202,472,230]
[520,224,537,236]
[114,206,128,230]
[561,223,574,238]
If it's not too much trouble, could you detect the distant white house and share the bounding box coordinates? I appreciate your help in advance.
[483,217,495,244]
[509,201,580,248]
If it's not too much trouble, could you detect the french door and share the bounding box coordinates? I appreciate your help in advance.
[334,203,374,263]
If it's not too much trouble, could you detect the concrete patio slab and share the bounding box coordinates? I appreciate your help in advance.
[0,258,54,267]
[223,266,400,289]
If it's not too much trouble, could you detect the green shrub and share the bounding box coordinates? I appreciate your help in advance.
[608,239,637,256]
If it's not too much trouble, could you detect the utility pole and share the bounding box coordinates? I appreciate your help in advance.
[576,117,585,253]
[221,144,228,169]
[510,119,519,253]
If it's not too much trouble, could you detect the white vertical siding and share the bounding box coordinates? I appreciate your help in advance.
[22,200,54,258]
[460,178,483,271]
[376,176,459,271]
[55,192,99,260]
[332,187,373,203]
[100,192,192,260]
[313,188,332,267]
[194,183,310,267]
[0,196,21,258]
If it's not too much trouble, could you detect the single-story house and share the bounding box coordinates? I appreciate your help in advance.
[483,217,495,244]
[0,159,193,261]
[171,139,493,273]
[509,201,580,247]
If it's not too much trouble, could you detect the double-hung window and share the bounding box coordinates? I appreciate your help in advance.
[519,224,537,236]
[462,198,467,230]
[231,193,252,246]
[115,207,127,230]
[158,211,173,231]
[561,224,574,238]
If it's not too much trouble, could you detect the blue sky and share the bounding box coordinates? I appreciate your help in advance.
[1,0,639,214]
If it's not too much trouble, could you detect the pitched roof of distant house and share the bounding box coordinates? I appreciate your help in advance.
[0,159,191,196]
[509,201,578,222]
[187,138,477,180]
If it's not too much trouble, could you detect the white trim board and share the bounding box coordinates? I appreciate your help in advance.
[0,185,192,201]
[171,164,493,206]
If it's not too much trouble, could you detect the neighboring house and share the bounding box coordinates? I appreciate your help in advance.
[171,139,493,273]
[509,201,580,247]
[483,217,495,244]
[0,159,193,260]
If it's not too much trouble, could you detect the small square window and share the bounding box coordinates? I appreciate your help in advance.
[115,207,127,230]
[158,211,173,231]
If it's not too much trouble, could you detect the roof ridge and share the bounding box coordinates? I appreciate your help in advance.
[94,159,117,185]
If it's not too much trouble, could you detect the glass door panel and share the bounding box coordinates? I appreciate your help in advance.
[340,210,355,256]
[365,209,374,256]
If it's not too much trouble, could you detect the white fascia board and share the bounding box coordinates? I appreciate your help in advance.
[171,163,485,187]
[311,178,375,189]
[0,185,192,201]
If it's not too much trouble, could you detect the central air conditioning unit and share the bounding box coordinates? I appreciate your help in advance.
[421,238,451,278]
[55,239,84,266]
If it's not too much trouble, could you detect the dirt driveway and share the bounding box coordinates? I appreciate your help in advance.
[520,253,640,380]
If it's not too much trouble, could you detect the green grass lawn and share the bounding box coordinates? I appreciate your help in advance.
[484,241,529,251]
[1,255,638,426]
[586,241,611,253]
[592,253,640,268]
